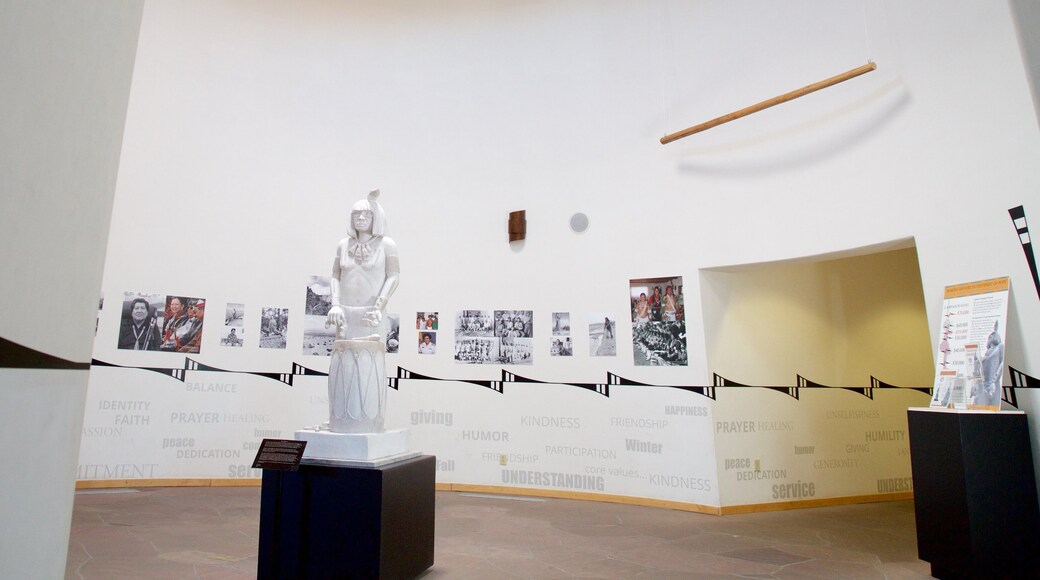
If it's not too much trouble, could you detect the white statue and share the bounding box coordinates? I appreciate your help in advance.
[324,189,400,433]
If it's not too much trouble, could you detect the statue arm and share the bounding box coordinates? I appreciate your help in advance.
[374,237,400,311]
[327,243,346,331]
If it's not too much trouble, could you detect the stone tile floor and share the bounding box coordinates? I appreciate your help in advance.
[66,487,931,579]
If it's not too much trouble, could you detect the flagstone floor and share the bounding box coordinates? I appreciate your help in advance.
[66,487,932,579]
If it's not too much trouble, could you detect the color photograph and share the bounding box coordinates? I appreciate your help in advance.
[159,295,206,354]
[418,331,437,355]
[416,311,439,330]
[630,276,687,366]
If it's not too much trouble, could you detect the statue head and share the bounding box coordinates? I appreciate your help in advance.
[347,189,387,239]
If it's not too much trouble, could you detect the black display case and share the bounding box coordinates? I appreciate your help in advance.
[907,408,1040,579]
[258,455,435,580]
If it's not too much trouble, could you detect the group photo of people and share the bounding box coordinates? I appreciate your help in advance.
[630,276,688,366]
[456,310,494,336]
[416,311,439,330]
[494,310,533,338]
[454,337,497,364]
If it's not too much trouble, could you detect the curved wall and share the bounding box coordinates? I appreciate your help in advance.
[81,0,1040,507]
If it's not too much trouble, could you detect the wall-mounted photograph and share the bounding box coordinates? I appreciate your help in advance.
[116,291,164,351]
[159,295,206,353]
[260,307,289,349]
[416,311,439,330]
[225,302,244,327]
[418,331,437,355]
[630,276,687,366]
[220,326,244,347]
[588,314,616,357]
[303,275,334,356]
[386,313,400,353]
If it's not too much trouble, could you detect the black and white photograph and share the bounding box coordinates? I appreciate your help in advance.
[225,302,244,327]
[97,294,104,335]
[630,276,688,366]
[418,331,437,355]
[416,311,439,331]
[588,313,617,357]
[303,275,334,356]
[221,326,244,347]
[456,310,494,337]
[494,310,533,338]
[116,291,164,351]
[500,336,533,364]
[551,312,570,336]
[260,307,289,349]
[551,336,573,357]
[385,314,400,353]
[159,295,206,354]
[454,337,497,364]
[551,311,572,357]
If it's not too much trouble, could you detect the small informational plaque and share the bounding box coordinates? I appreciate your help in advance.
[252,438,307,471]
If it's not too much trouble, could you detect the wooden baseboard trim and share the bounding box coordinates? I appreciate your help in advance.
[76,478,262,489]
[718,491,914,515]
[75,479,912,515]
[437,483,722,515]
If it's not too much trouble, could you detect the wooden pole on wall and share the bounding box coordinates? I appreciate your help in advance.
[660,61,877,144]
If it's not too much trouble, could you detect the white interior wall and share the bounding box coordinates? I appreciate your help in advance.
[0,1,143,576]
[84,0,1040,505]
[701,245,934,505]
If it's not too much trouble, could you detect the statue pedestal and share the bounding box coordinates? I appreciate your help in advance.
[294,428,413,466]
[258,455,435,580]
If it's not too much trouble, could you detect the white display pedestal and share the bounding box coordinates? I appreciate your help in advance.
[293,428,415,468]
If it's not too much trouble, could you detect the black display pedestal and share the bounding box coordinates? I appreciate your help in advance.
[907,408,1040,579]
[258,455,435,580]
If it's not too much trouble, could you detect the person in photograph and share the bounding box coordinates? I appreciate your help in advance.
[160,296,190,351]
[650,286,663,321]
[662,285,678,321]
[177,299,205,353]
[980,321,1005,406]
[117,298,161,351]
[419,333,436,354]
[225,327,242,346]
[634,293,650,325]
[425,314,436,330]
[416,313,424,330]
[603,316,614,339]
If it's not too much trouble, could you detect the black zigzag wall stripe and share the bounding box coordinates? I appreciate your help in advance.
[1,337,90,370]
[1009,205,1040,301]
